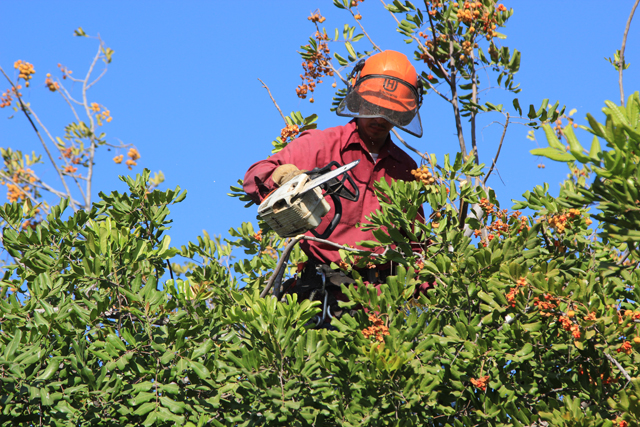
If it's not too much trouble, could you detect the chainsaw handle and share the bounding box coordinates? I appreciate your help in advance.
[311,193,342,240]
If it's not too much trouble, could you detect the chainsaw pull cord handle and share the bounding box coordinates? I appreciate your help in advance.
[310,193,342,240]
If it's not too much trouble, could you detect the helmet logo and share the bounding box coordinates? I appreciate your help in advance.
[382,78,398,92]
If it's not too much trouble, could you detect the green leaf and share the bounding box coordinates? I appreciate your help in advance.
[531,147,575,162]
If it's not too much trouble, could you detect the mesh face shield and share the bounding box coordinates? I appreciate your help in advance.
[336,74,423,138]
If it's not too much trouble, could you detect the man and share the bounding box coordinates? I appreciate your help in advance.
[244,50,425,306]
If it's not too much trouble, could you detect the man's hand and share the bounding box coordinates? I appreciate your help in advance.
[272,164,306,186]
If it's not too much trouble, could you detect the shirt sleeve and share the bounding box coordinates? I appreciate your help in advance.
[243,129,331,204]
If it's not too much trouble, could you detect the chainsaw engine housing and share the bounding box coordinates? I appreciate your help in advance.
[258,174,331,238]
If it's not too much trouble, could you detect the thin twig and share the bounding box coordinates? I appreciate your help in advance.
[423,79,451,103]
[349,9,382,52]
[484,113,509,185]
[470,50,479,165]
[619,0,640,106]
[83,42,104,207]
[56,81,82,123]
[257,78,287,124]
[329,61,348,85]
[87,66,108,90]
[605,352,632,384]
[444,21,466,157]
[25,95,86,200]
[0,66,77,212]
[391,129,438,174]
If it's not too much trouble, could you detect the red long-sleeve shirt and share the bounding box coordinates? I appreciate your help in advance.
[244,120,420,265]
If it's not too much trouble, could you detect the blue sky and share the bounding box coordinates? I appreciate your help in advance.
[2,1,640,249]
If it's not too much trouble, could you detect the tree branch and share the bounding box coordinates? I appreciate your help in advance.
[349,9,382,52]
[605,352,632,383]
[619,0,640,106]
[257,78,287,124]
[0,66,77,211]
[484,113,509,185]
[83,42,104,207]
[470,50,479,164]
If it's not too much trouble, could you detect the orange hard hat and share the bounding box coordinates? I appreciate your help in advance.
[336,50,424,137]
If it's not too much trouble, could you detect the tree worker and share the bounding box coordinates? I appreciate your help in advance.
[244,50,427,317]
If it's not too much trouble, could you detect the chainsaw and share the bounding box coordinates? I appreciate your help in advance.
[258,160,360,239]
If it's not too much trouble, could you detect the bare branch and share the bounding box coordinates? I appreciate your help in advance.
[470,50,479,165]
[390,129,438,175]
[257,78,287,124]
[83,42,104,207]
[444,21,467,157]
[86,65,108,90]
[484,113,509,185]
[56,82,82,123]
[0,66,78,211]
[619,0,640,106]
[605,352,632,383]
[424,79,452,103]
[349,9,382,52]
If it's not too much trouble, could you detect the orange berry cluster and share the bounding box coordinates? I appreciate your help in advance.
[470,375,489,391]
[553,117,578,140]
[126,148,140,170]
[533,293,559,316]
[262,245,277,259]
[57,63,72,80]
[280,124,300,142]
[97,109,112,125]
[0,86,21,108]
[558,315,581,339]
[578,365,618,386]
[113,155,124,165]
[617,340,633,355]
[253,230,263,242]
[59,146,84,165]
[307,11,326,24]
[14,60,35,87]
[453,2,502,40]
[350,0,364,6]
[545,208,583,234]
[505,277,527,308]
[337,260,350,270]
[460,40,478,57]
[64,165,78,174]
[297,12,334,102]
[474,201,529,245]
[623,309,640,320]
[45,73,59,92]
[362,314,390,342]
[616,419,629,427]
[1,167,36,203]
[417,32,448,68]
[411,165,436,185]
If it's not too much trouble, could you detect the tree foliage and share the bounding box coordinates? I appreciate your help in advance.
[2,1,640,426]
